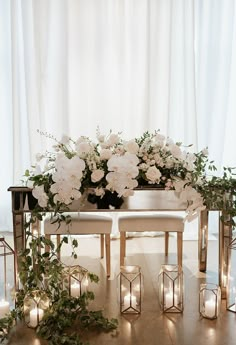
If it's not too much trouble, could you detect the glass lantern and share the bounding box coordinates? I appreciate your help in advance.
[226,237,236,312]
[24,290,50,328]
[119,265,142,314]
[0,237,16,319]
[158,264,184,313]
[62,265,89,298]
[199,283,221,319]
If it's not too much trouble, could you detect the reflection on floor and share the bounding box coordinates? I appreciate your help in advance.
[4,233,236,345]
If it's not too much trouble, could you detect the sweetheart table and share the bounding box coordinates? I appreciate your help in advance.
[8,186,231,298]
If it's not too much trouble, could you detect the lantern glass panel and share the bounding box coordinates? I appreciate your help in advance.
[227,238,236,312]
[199,283,221,319]
[24,290,50,328]
[158,264,184,313]
[119,265,142,314]
[62,265,89,298]
[0,237,16,314]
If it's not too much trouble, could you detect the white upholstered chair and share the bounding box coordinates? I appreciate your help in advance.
[118,214,184,267]
[43,213,112,277]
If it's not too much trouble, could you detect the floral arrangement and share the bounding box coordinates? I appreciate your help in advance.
[24,129,211,221]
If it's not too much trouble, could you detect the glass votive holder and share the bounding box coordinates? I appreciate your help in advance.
[226,237,236,312]
[62,265,89,298]
[158,264,184,313]
[23,290,50,328]
[118,265,142,314]
[199,283,221,319]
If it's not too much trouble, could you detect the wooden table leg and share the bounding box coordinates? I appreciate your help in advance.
[198,209,209,272]
[219,211,233,299]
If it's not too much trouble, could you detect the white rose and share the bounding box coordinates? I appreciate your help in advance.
[106,133,120,146]
[100,149,112,160]
[124,140,139,154]
[77,142,93,156]
[145,166,162,184]
[91,169,105,183]
[170,144,182,159]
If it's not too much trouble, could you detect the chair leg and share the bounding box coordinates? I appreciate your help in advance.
[45,234,51,254]
[165,232,169,256]
[100,234,104,258]
[105,234,110,277]
[120,231,126,266]
[177,232,183,267]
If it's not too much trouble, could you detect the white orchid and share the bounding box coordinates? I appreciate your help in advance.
[32,185,49,208]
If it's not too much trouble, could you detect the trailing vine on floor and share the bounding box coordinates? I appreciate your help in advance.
[0,228,118,345]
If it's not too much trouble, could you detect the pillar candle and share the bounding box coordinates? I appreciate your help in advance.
[0,300,10,319]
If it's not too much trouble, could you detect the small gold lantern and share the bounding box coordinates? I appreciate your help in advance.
[199,283,221,319]
[119,265,142,314]
[0,237,16,318]
[158,264,184,313]
[62,265,89,298]
[226,237,236,312]
[23,290,50,328]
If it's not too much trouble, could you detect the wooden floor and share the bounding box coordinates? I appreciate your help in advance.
[5,233,236,345]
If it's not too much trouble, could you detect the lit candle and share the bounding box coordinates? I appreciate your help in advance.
[71,282,81,297]
[205,299,216,318]
[0,300,10,319]
[165,292,173,308]
[33,229,38,236]
[124,294,137,308]
[133,284,140,293]
[29,308,44,327]
[83,278,89,287]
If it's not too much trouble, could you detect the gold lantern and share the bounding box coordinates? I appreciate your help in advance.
[119,265,142,314]
[23,290,50,328]
[158,264,184,313]
[199,283,221,319]
[62,265,89,298]
[226,237,236,312]
[0,237,16,319]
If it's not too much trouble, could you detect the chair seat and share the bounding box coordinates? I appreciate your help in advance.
[118,213,184,267]
[118,215,184,232]
[44,213,112,234]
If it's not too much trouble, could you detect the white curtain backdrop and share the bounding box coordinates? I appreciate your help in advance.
[0,0,236,231]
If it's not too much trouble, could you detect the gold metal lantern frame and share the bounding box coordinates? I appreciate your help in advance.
[119,265,142,314]
[158,264,184,313]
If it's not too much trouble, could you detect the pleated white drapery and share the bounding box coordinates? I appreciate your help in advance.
[0,0,236,231]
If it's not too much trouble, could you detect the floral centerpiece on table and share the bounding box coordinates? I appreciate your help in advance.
[24,129,211,222]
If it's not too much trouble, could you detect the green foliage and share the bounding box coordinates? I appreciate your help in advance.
[1,223,118,345]
[196,167,236,226]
